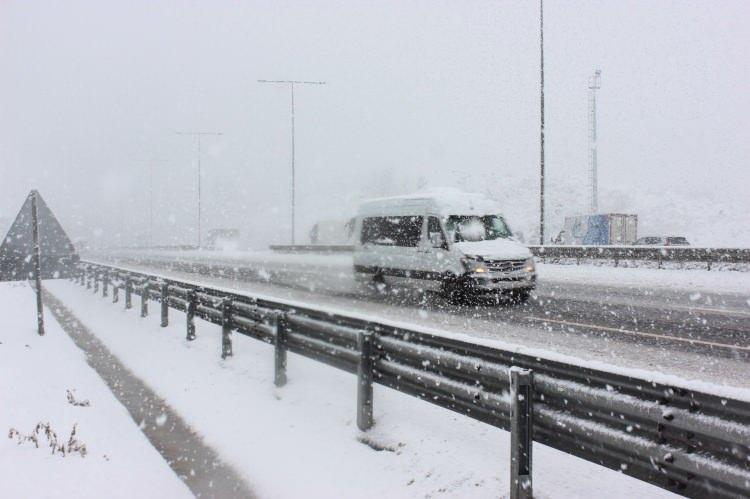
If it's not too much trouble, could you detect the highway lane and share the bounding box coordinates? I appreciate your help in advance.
[90,253,750,353]
[518,288,750,356]
[360,281,750,359]
[85,253,750,387]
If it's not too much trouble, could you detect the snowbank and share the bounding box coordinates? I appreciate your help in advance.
[0,282,191,499]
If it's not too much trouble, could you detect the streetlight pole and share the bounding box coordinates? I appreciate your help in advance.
[539,0,546,245]
[134,158,168,248]
[176,131,223,249]
[258,79,326,244]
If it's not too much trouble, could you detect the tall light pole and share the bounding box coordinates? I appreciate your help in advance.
[258,79,326,244]
[588,69,602,214]
[133,158,169,248]
[539,0,546,245]
[176,131,223,249]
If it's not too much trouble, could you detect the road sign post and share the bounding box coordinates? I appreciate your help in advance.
[31,192,45,336]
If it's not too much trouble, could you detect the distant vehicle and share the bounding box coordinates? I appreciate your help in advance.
[632,236,690,246]
[205,229,240,251]
[352,188,536,303]
[560,214,638,245]
[665,236,690,246]
[309,218,355,245]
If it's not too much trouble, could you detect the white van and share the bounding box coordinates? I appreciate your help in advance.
[352,189,536,303]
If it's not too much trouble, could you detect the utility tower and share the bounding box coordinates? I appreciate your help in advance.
[588,69,601,214]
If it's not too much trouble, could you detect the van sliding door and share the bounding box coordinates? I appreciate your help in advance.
[360,215,423,283]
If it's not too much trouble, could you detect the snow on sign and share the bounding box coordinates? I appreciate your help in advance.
[0,190,79,282]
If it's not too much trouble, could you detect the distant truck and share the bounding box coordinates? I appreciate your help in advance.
[309,219,355,245]
[205,229,240,251]
[557,214,638,245]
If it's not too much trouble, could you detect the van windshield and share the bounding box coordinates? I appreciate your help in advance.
[445,215,511,242]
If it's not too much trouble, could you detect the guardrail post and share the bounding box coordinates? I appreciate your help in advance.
[140,281,149,317]
[125,278,132,309]
[102,272,109,298]
[93,272,99,293]
[79,269,85,286]
[221,298,233,359]
[112,281,119,303]
[186,290,197,341]
[160,282,169,327]
[274,313,288,387]
[509,367,533,499]
[357,331,374,431]
[86,272,92,289]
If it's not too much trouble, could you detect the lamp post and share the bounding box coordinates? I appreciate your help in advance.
[539,0,546,245]
[258,79,326,244]
[133,158,169,248]
[176,131,223,249]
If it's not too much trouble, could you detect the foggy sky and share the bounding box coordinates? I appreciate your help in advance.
[1,0,748,247]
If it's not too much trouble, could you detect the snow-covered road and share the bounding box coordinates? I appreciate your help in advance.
[94,248,750,295]
[87,250,750,389]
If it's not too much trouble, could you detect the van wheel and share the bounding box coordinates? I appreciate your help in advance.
[443,280,470,305]
[371,271,388,294]
[448,289,469,305]
[508,289,532,304]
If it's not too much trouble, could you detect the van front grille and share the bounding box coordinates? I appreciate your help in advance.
[484,259,526,273]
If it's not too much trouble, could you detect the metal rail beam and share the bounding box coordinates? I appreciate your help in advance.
[72,261,750,498]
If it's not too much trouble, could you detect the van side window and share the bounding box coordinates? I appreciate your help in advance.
[361,216,423,247]
[427,217,447,249]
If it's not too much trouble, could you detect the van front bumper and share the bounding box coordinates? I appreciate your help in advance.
[465,272,536,292]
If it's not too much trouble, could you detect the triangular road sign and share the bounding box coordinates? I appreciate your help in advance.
[0,190,79,281]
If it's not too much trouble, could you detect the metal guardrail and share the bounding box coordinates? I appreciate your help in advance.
[268,244,750,270]
[269,244,356,253]
[72,261,750,498]
[529,246,750,270]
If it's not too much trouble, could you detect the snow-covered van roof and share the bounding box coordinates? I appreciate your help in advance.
[358,187,503,217]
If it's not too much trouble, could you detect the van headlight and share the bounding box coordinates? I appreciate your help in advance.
[525,257,536,273]
[462,257,488,274]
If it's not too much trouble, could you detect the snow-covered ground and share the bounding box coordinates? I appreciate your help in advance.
[43,278,683,498]
[0,282,191,499]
